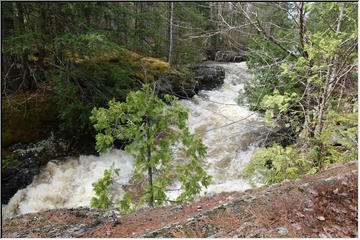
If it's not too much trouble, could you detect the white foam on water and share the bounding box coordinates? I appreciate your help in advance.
[3,62,265,218]
[177,62,265,194]
[3,149,134,218]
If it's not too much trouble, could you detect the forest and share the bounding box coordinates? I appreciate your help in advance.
[1,2,358,238]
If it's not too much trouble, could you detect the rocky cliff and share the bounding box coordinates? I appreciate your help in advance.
[2,161,357,238]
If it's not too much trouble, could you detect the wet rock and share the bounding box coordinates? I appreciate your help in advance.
[238,127,266,151]
[215,50,247,62]
[2,135,70,204]
[194,64,225,91]
[156,73,197,99]
[264,127,297,147]
[156,63,225,99]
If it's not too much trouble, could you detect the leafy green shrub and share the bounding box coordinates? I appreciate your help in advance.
[3,31,43,57]
[242,2,357,187]
[244,102,357,186]
[90,163,120,209]
[118,192,133,213]
[261,89,302,131]
[316,107,358,166]
[243,144,312,186]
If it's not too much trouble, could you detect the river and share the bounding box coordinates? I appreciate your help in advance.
[3,62,266,218]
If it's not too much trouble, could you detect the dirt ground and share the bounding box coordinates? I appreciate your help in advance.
[2,161,358,238]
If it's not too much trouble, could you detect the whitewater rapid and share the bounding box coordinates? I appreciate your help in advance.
[3,62,266,218]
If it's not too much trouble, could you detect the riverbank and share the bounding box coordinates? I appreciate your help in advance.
[2,161,357,238]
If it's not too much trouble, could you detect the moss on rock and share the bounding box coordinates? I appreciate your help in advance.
[70,47,180,84]
[2,151,19,170]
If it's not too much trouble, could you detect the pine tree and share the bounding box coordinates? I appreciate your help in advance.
[90,84,211,209]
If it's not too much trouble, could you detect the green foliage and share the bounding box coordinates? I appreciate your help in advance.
[281,30,356,91]
[260,89,302,131]
[279,29,356,135]
[49,35,139,138]
[243,144,312,186]
[118,192,133,213]
[245,35,301,110]
[2,1,213,146]
[243,3,302,110]
[244,101,358,186]
[2,152,20,171]
[306,3,358,33]
[3,32,43,56]
[243,2,357,187]
[90,163,120,209]
[90,85,211,211]
[316,104,358,165]
[170,3,210,65]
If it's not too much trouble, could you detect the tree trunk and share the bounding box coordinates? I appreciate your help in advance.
[315,67,331,135]
[314,3,345,135]
[38,5,47,72]
[146,115,154,207]
[54,4,65,66]
[15,2,32,91]
[216,2,223,48]
[168,2,174,65]
[238,3,297,58]
[135,2,145,52]
[208,2,217,59]
[209,2,213,20]
[298,2,307,57]
[229,2,233,26]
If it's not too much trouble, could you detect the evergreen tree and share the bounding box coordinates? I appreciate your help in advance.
[90,85,211,209]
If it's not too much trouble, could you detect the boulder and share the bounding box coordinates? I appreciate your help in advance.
[194,65,225,91]
[264,127,297,147]
[156,64,225,99]
[156,73,198,99]
[215,50,246,62]
[2,135,70,204]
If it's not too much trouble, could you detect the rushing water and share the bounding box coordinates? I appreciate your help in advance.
[3,62,266,218]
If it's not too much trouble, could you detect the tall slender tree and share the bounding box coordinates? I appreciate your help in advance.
[168,2,174,65]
